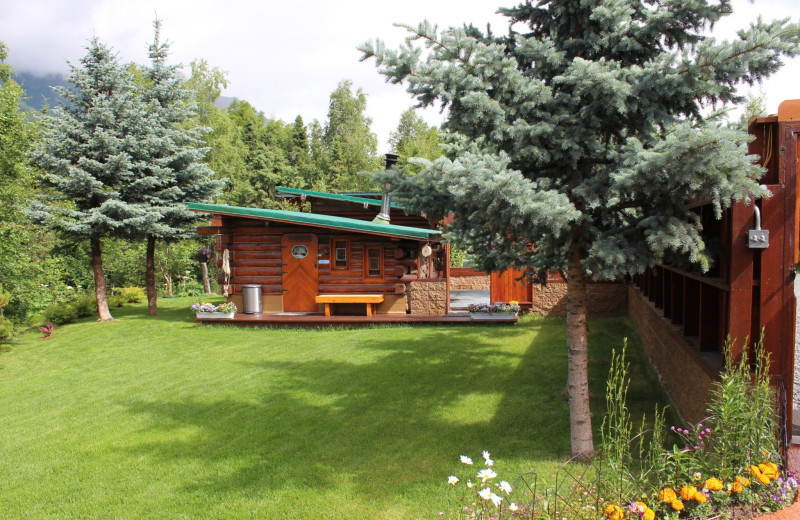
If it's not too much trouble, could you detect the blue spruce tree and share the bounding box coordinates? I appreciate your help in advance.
[127,19,224,315]
[361,0,800,456]
[32,38,148,321]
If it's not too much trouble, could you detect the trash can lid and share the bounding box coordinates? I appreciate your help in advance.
[242,284,262,288]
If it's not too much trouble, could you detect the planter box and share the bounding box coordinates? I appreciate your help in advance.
[196,311,235,319]
[470,312,517,321]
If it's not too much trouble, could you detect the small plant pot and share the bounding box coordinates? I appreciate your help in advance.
[196,312,235,319]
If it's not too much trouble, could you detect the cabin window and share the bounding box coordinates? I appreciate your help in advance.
[333,239,349,269]
[366,247,382,277]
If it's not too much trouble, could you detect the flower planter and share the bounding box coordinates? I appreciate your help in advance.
[196,311,235,319]
[470,312,517,321]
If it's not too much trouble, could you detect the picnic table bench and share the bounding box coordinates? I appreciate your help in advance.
[315,294,385,317]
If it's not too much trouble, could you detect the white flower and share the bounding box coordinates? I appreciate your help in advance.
[508,503,519,512]
[499,481,512,494]
[460,455,473,465]
[448,475,459,485]
[489,492,503,507]
[482,450,491,460]
[482,450,494,466]
[479,488,493,501]
[466,480,474,488]
[477,468,498,482]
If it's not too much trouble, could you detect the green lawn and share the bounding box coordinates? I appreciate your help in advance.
[0,297,671,519]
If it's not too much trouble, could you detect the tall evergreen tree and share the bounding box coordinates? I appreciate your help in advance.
[225,100,298,208]
[388,108,443,174]
[129,19,224,315]
[321,80,381,191]
[361,1,800,457]
[32,37,148,321]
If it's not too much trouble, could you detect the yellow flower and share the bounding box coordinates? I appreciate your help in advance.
[756,473,771,485]
[659,488,677,503]
[643,508,655,520]
[704,477,723,491]
[694,491,707,503]
[760,462,779,480]
[604,504,624,520]
[671,499,684,511]
[735,476,751,487]
[731,481,744,494]
[680,485,697,501]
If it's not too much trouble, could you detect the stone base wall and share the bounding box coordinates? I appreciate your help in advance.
[628,286,715,424]
[450,275,491,291]
[409,279,448,315]
[529,282,628,316]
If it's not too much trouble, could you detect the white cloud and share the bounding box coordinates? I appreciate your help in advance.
[2,0,798,147]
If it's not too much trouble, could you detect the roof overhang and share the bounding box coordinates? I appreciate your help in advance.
[188,203,440,241]
[276,186,405,210]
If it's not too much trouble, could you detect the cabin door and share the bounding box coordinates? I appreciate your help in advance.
[281,234,319,312]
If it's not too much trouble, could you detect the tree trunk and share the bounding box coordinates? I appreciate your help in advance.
[146,235,158,316]
[201,262,211,293]
[90,237,114,322]
[566,244,594,459]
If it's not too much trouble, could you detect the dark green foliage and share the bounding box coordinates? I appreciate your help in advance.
[389,108,443,174]
[43,303,79,326]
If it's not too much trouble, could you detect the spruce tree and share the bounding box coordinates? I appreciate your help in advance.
[32,37,147,321]
[128,19,224,315]
[361,1,800,457]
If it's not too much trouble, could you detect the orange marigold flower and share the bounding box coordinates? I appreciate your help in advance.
[671,499,685,511]
[680,485,698,501]
[604,504,624,520]
[643,509,655,520]
[659,488,677,503]
[731,481,744,494]
[735,476,751,487]
[694,491,707,503]
[704,477,724,491]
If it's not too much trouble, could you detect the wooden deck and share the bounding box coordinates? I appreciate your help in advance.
[195,312,518,328]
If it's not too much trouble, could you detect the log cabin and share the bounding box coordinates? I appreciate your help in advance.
[187,201,450,318]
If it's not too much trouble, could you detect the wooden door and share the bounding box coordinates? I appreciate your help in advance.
[281,234,319,312]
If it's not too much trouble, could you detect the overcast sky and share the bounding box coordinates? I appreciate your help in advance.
[2,0,798,149]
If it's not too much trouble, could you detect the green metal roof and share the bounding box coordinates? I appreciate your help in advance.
[188,203,440,241]
[276,186,405,209]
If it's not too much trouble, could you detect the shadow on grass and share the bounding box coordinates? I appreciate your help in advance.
[118,316,672,508]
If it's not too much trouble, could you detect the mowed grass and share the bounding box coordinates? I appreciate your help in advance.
[0,297,671,519]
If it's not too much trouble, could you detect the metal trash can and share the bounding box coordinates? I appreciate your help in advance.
[241,284,262,314]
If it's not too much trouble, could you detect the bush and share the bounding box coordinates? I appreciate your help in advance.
[117,286,145,303]
[107,295,126,308]
[71,294,97,318]
[0,318,14,342]
[43,303,79,325]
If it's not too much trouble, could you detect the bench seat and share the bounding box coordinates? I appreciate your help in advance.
[315,294,385,317]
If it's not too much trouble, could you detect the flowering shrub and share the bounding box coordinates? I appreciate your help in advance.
[468,301,520,313]
[191,301,237,314]
[440,334,797,520]
[444,451,521,519]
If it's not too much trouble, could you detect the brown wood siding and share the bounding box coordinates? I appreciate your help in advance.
[210,216,415,296]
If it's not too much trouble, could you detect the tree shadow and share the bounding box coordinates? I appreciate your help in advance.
[116,317,669,507]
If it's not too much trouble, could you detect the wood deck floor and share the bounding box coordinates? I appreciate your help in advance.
[195,312,518,328]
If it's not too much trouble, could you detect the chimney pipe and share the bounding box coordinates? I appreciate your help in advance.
[373,153,398,225]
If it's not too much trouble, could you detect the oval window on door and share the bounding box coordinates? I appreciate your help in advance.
[291,245,309,259]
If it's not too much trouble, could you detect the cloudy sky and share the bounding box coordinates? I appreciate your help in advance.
[2,0,798,148]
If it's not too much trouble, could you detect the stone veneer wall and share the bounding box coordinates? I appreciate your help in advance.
[530,282,628,316]
[450,275,491,291]
[627,285,715,424]
[409,279,448,315]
